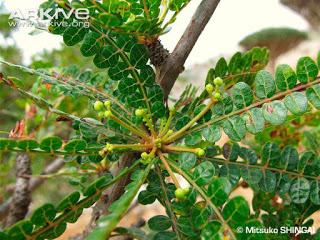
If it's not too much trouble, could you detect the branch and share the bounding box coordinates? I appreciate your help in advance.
[4,154,31,227]
[157,0,221,98]
[0,158,64,220]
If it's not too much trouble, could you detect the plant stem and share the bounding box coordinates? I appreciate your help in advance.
[157,150,181,189]
[110,114,150,141]
[164,98,216,143]
[159,110,174,137]
[168,160,236,240]
[162,145,198,154]
[184,77,320,138]
[30,160,141,239]
[112,143,153,151]
[155,165,182,240]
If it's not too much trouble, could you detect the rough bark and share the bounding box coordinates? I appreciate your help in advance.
[0,158,64,221]
[4,154,31,227]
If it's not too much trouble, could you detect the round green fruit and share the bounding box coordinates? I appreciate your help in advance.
[196,148,205,157]
[104,110,112,118]
[213,77,223,86]
[135,108,146,117]
[205,84,214,94]
[175,188,190,200]
[94,101,104,111]
[214,92,221,100]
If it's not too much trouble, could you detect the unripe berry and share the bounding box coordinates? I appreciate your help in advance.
[135,108,146,117]
[98,111,105,118]
[182,188,190,195]
[213,77,223,86]
[175,187,190,200]
[214,92,221,100]
[196,148,205,157]
[104,110,112,118]
[167,129,174,135]
[141,152,149,160]
[155,138,162,148]
[105,143,113,152]
[104,101,111,108]
[205,84,214,94]
[94,101,104,111]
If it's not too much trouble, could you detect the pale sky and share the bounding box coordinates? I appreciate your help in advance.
[1,0,308,67]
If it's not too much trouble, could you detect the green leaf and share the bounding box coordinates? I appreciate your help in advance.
[193,161,215,186]
[138,190,156,205]
[80,32,102,57]
[191,203,212,229]
[148,215,172,231]
[240,167,262,185]
[310,181,320,205]
[296,56,318,83]
[281,145,299,170]
[83,174,113,197]
[179,153,197,170]
[207,177,232,206]
[222,196,250,228]
[185,132,202,146]
[275,64,297,90]
[242,108,265,134]
[87,165,153,239]
[262,100,287,125]
[0,138,17,150]
[17,139,39,150]
[231,82,253,109]
[215,57,228,77]
[261,142,280,166]
[219,165,240,186]
[31,204,56,227]
[153,231,176,240]
[39,137,63,152]
[7,220,33,239]
[63,23,88,46]
[284,92,308,115]
[223,116,246,141]
[212,93,234,116]
[222,142,240,161]
[306,84,320,109]
[202,124,221,143]
[255,70,276,99]
[130,44,149,68]
[259,170,277,192]
[289,178,310,204]
[200,221,222,240]
[56,191,81,212]
[64,139,87,153]
[93,45,119,69]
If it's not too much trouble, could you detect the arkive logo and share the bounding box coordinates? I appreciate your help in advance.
[9,8,89,21]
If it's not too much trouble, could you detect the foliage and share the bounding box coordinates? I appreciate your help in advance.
[1,1,320,240]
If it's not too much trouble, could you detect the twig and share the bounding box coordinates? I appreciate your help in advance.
[157,0,221,98]
[4,154,31,227]
[0,158,64,220]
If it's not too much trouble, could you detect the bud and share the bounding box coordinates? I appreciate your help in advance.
[196,148,205,157]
